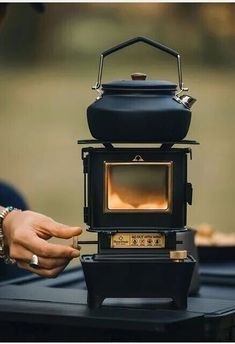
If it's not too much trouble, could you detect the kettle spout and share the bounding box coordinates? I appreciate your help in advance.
[179,95,197,109]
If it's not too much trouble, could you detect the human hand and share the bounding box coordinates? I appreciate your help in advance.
[3,210,82,278]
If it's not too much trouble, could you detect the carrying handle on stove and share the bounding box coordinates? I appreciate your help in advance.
[92,36,188,93]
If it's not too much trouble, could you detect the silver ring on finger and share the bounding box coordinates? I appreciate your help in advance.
[29,254,40,269]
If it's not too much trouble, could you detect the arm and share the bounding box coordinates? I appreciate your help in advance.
[0,206,81,278]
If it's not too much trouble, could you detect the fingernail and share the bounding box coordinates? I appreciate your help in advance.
[72,227,82,235]
[71,250,80,258]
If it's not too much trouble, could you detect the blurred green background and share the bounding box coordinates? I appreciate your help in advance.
[0,3,234,260]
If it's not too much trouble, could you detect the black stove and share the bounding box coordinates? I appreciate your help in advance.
[78,140,199,309]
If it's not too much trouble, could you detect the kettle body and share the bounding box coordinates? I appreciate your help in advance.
[87,37,196,142]
[87,81,191,142]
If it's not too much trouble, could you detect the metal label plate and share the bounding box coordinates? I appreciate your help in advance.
[111,233,165,248]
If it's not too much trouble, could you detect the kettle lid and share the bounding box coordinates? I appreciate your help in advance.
[102,79,177,92]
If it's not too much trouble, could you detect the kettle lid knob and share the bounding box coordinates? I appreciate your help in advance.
[131,73,147,80]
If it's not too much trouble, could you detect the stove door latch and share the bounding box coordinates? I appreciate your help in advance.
[186,183,193,205]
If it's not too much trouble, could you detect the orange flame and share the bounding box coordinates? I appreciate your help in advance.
[106,163,169,211]
[108,192,168,210]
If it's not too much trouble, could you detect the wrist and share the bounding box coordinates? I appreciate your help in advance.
[3,209,22,235]
[0,206,21,263]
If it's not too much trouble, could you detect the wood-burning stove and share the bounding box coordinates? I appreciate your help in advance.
[78,141,198,309]
[77,37,199,309]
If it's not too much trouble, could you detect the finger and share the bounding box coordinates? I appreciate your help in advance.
[10,244,72,269]
[11,246,71,269]
[42,221,82,239]
[9,244,32,261]
[36,256,71,269]
[17,260,69,278]
[20,233,80,258]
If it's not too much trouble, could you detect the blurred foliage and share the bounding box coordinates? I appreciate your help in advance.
[0,3,234,67]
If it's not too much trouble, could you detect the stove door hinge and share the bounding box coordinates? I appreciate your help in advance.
[188,148,192,160]
[186,183,193,205]
[83,155,88,173]
[84,206,88,224]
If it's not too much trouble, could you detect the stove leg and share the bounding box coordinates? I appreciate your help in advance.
[172,295,187,310]
[87,293,104,309]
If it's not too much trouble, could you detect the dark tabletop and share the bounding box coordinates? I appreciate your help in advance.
[0,262,234,341]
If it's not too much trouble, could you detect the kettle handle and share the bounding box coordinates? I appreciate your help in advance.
[92,36,188,93]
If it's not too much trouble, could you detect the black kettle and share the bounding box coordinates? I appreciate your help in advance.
[87,36,196,142]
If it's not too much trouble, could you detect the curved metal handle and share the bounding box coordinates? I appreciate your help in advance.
[92,36,188,93]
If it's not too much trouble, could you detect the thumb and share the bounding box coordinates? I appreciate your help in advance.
[46,221,82,239]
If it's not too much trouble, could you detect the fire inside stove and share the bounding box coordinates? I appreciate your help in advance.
[104,162,173,212]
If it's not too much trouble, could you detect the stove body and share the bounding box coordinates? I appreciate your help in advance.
[80,143,197,309]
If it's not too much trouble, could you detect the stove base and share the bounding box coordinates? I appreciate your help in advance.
[81,255,195,309]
